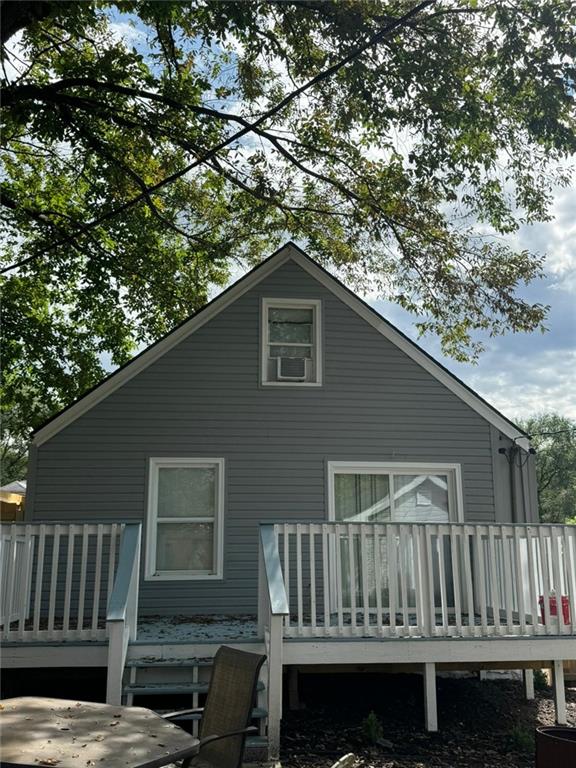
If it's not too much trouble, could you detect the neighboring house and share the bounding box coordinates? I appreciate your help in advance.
[2,243,575,759]
[0,480,26,521]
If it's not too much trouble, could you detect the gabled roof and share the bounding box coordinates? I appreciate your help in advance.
[32,242,530,449]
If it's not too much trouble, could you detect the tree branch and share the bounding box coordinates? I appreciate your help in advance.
[0,0,435,274]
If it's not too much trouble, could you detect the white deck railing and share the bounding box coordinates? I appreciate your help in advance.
[0,522,122,642]
[262,522,576,640]
[106,524,141,704]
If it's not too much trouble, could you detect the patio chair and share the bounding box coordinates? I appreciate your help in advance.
[162,645,266,768]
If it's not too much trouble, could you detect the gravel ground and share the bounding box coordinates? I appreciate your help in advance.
[280,672,576,768]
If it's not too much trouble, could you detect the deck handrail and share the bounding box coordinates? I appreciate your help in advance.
[272,520,576,641]
[259,524,290,617]
[106,523,142,622]
[105,523,141,705]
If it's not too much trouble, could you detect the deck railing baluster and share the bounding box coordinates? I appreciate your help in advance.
[437,527,449,636]
[502,527,515,634]
[47,524,61,639]
[487,526,502,634]
[360,526,370,632]
[538,526,552,634]
[62,527,76,636]
[296,524,303,634]
[374,525,384,635]
[550,526,566,635]
[473,527,488,635]
[399,526,409,633]
[449,525,462,636]
[77,527,89,634]
[322,524,330,635]
[309,526,317,634]
[91,524,104,636]
[513,527,527,635]
[347,523,357,634]
[387,524,398,637]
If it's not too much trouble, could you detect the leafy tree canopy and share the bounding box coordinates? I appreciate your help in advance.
[518,413,576,524]
[1,0,575,447]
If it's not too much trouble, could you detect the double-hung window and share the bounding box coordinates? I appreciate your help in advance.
[261,298,322,385]
[146,458,224,580]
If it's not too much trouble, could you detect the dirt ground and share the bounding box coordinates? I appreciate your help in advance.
[280,672,576,768]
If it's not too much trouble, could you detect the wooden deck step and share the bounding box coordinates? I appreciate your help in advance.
[126,658,215,668]
[124,681,265,696]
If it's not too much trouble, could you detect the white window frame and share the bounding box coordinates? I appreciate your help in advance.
[327,461,464,523]
[145,457,225,581]
[261,298,322,386]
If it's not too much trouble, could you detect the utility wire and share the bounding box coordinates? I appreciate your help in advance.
[1,0,436,275]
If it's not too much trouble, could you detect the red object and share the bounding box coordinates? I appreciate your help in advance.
[539,594,570,625]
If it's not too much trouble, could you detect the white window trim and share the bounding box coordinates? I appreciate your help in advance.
[261,297,322,386]
[145,457,225,581]
[327,461,464,523]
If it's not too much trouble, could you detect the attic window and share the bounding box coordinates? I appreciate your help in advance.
[261,298,322,386]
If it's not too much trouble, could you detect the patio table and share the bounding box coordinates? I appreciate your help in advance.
[0,696,200,768]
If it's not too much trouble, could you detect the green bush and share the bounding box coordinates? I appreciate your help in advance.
[533,669,549,691]
[509,725,535,753]
[361,711,384,745]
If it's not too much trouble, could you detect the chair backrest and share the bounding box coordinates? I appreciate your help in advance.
[199,646,266,768]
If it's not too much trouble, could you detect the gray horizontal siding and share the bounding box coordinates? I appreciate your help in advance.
[29,259,517,615]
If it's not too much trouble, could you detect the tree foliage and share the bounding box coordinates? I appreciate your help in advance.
[519,413,576,524]
[1,0,575,446]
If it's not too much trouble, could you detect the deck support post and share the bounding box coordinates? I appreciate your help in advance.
[423,662,438,732]
[523,669,534,700]
[552,660,567,725]
[267,613,284,760]
[106,620,126,705]
[257,542,267,638]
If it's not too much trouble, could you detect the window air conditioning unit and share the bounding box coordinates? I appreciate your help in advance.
[276,356,308,381]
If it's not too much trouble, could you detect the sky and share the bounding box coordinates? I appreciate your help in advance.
[365,184,576,423]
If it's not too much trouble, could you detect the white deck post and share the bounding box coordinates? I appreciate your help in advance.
[423,662,438,732]
[257,538,267,638]
[267,613,284,760]
[523,669,534,700]
[106,620,126,705]
[552,660,567,725]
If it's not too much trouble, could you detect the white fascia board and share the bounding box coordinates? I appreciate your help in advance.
[32,249,294,446]
[290,251,529,448]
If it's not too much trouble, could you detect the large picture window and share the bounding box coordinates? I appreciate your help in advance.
[261,298,322,385]
[328,462,463,523]
[145,458,224,580]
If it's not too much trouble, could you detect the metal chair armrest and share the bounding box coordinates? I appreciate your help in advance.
[199,725,258,748]
[162,707,205,721]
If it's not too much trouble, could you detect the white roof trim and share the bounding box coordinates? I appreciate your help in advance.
[33,242,529,449]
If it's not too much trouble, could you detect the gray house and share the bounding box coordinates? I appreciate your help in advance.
[2,242,575,759]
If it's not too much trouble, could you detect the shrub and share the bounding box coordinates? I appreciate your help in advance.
[509,725,535,753]
[361,711,384,745]
[533,669,549,691]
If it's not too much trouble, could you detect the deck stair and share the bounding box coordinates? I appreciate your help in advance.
[122,656,269,759]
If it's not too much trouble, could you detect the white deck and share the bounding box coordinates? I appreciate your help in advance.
[2,520,575,761]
